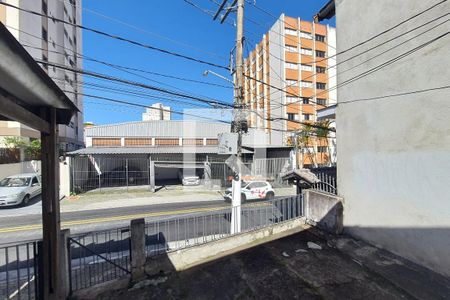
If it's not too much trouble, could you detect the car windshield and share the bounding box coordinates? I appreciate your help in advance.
[0,177,31,187]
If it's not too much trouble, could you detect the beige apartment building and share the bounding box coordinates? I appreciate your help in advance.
[0,0,83,152]
[243,14,336,167]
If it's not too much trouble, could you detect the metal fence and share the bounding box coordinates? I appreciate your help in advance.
[71,156,151,194]
[0,195,304,298]
[145,195,303,257]
[68,227,131,292]
[0,241,39,300]
[311,171,337,195]
[71,156,292,193]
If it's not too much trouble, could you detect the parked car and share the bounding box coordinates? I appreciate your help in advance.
[0,173,41,207]
[224,181,274,202]
[178,170,200,186]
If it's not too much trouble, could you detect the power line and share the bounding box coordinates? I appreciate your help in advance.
[58,0,229,61]
[339,84,450,105]
[65,91,232,124]
[264,29,450,110]
[10,25,233,96]
[50,76,211,109]
[0,1,229,70]
[34,58,235,108]
[257,11,450,107]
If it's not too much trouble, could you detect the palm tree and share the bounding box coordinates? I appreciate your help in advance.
[314,120,333,167]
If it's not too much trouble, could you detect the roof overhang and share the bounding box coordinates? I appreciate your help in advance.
[317,104,336,121]
[67,146,253,156]
[314,0,335,22]
[0,22,78,130]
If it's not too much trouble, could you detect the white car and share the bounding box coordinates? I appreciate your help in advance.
[0,173,41,207]
[224,181,275,202]
[178,170,200,186]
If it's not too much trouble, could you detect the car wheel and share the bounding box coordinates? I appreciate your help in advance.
[241,193,246,203]
[265,192,274,201]
[22,195,30,206]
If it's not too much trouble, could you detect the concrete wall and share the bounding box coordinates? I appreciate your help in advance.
[335,0,450,276]
[145,217,308,275]
[304,190,343,234]
[0,161,40,179]
[0,160,71,198]
[268,16,285,145]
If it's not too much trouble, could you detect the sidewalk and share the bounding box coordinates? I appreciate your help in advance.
[61,186,297,213]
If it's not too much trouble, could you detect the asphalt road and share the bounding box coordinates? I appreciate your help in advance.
[0,196,301,298]
[0,197,229,244]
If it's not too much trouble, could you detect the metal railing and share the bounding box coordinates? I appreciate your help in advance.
[0,241,38,300]
[311,172,337,195]
[144,195,303,256]
[68,227,131,292]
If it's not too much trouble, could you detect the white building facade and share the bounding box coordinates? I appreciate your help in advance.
[142,103,171,121]
[0,0,83,151]
[334,0,450,277]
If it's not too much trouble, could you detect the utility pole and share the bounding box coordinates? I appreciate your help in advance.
[213,0,245,234]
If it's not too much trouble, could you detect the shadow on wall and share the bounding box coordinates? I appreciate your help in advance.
[304,189,450,278]
[343,226,450,278]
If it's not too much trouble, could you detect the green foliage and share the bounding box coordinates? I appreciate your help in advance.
[3,136,28,148]
[3,137,41,159]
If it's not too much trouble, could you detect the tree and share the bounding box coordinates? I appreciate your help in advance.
[290,120,334,168]
[3,136,28,149]
[3,137,41,160]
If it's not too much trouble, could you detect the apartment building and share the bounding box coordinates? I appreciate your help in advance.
[0,0,83,152]
[142,103,171,121]
[243,14,336,167]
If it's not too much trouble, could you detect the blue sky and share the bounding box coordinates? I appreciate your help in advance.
[82,0,335,125]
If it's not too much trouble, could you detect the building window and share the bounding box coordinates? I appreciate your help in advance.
[286,96,297,103]
[318,146,327,153]
[125,138,152,146]
[42,27,48,41]
[286,79,298,86]
[92,138,121,147]
[315,50,326,58]
[287,113,298,121]
[315,34,326,42]
[300,81,313,88]
[299,31,313,39]
[300,48,313,56]
[42,0,48,14]
[42,54,48,70]
[316,66,326,73]
[300,64,313,72]
[303,114,311,121]
[206,139,218,145]
[302,97,309,104]
[316,82,326,89]
[285,45,297,52]
[286,62,298,69]
[155,139,179,146]
[317,98,327,106]
[183,139,204,146]
[285,28,297,36]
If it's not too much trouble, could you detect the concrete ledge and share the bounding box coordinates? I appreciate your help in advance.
[304,190,344,234]
[146,217,309,276]
[71,218,309,299]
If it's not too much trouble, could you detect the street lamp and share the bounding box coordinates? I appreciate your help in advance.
[203,70,234,85]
